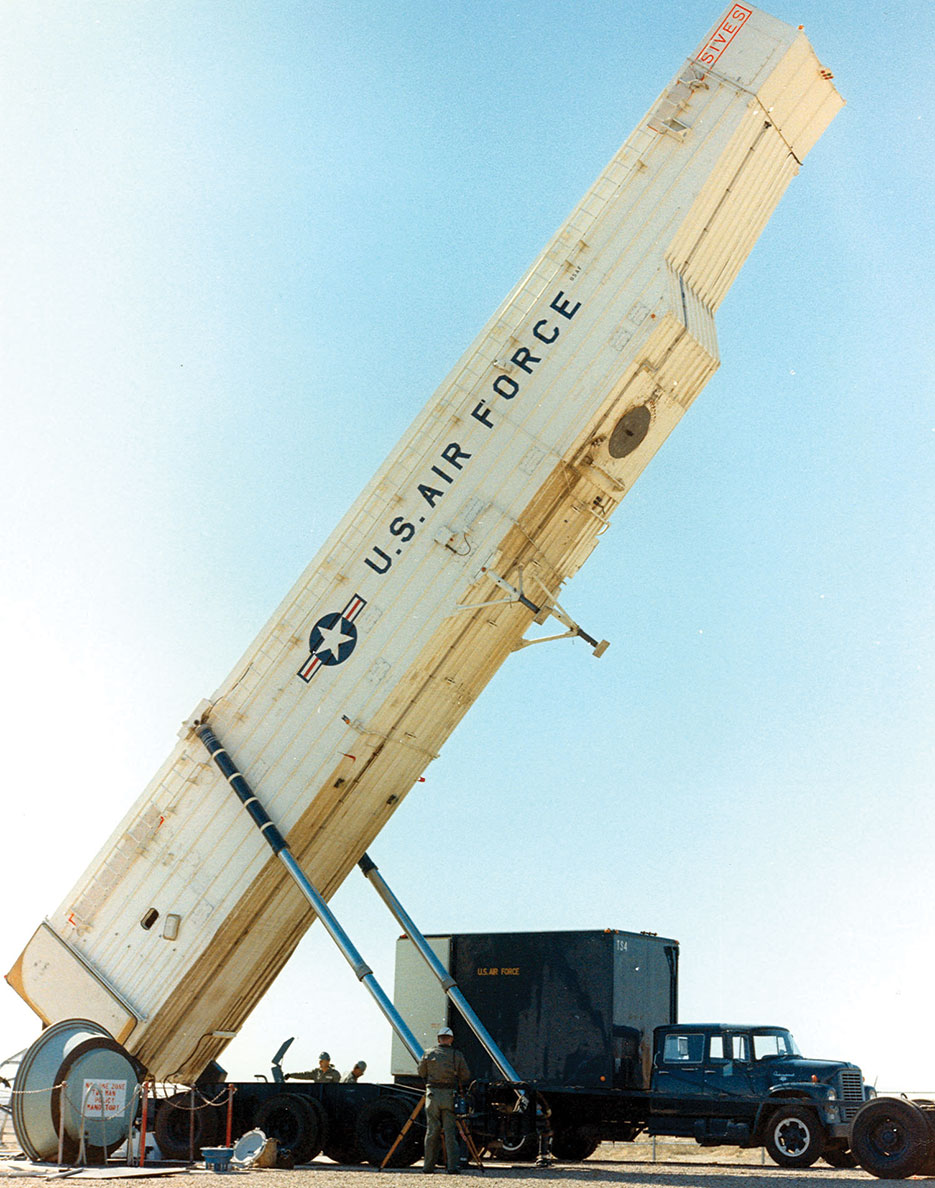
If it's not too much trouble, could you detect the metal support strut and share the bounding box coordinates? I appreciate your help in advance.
[195,723,424,1065]
[358,852,527,1106]
[458,567,609,657]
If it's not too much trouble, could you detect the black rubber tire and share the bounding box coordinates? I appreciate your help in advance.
[764,1103,824,1168]
[323,1136,364,1165]
[851,1097,930,1179]
[354,1096,421,1167]
[917,1104,935,1175]
[153,1092,222,1161]
[255,1092,325,1165]
[494,1133,539,1161]
[550,1127,600,1161]
[822,1144,859,1168]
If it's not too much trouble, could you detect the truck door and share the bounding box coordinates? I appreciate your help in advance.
[707,1029,774,1117]
[703,1031,757,1114]
[651,1030,712,1132]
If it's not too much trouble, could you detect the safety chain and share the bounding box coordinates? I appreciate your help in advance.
[157,1085,230,1110]
[5,1081,67,1098]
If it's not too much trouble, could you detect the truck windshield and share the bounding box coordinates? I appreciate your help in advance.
[751,1030,800,1059]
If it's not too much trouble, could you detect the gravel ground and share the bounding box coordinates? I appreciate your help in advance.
[0,1142,884,1188]
[0,1167,879,1188]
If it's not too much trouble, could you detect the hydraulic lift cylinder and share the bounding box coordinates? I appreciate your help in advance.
[197,725,424,1065]
[358,852,524,1084]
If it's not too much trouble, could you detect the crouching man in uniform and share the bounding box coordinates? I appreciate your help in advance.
[418,1027,470,1174]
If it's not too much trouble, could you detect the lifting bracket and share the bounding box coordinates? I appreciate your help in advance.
[457,567,609,657]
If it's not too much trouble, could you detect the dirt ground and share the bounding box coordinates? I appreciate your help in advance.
[0,1139,887,1188]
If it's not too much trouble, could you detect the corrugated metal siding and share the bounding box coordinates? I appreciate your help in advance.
[9,5,843,1081]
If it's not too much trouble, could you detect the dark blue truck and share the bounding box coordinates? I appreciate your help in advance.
[391,928,877,1168]
[146,927,932,1178]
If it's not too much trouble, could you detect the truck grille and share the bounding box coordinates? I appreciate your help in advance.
[837,1069,865,1119]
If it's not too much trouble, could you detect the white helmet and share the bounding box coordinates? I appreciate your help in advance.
[437,1027,454,1038]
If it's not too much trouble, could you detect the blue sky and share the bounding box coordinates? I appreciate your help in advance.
[1,1,932,1093]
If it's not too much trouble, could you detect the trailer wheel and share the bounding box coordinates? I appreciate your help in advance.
[255,1093,325,1165]
[914,1102,935,1175]
[764,1104,823,1168]
[323,1137,364,1165]
[494,1133,538,1161]
[550,1127,600,1161]
[153,1092,222,1161]
[354,1096,421,1167]
[822,1144,858,1168]
[851,1097,930,1179]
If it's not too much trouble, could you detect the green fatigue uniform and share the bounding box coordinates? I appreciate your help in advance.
[290,1066,341,1082]
[417,1044,470,1172]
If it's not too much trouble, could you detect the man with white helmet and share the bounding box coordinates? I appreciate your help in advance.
[417,1026,470,1174]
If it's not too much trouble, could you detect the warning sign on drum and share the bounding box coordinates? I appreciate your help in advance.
[81,1079,127,1118]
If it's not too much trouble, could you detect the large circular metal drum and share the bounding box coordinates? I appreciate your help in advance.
[12,1019,141,1163]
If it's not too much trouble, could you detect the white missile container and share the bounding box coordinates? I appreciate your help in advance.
[7,5,842,1082]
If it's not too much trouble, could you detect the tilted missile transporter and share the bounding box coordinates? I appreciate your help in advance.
[14,5,921,1178]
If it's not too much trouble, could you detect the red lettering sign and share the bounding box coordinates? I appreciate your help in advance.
[82,1079,128,1118]
[695,5,753,66]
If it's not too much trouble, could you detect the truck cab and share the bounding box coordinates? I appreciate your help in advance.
[649,1024,871,1166]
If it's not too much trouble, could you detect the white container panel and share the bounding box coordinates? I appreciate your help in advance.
[391,936,451,1078]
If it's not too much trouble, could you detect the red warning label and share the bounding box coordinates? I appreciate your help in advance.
[81,1079,128,1118]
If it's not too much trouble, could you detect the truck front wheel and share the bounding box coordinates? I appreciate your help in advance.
[765,1104,824,1168]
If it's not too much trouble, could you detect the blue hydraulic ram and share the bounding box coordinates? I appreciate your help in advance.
[196,723,424,1064]
[358,853,525,1088]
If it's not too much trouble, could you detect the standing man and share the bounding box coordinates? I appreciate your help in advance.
[287,1051,342,1082]
[417,1027,470,1174]
[341,1060,367,1083]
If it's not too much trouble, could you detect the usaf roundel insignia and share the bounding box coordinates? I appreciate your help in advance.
[297,594,367,683]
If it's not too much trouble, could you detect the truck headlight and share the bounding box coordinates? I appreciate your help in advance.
[826,1087,837,1101]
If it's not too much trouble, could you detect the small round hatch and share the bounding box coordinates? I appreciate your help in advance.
[608,404,651,459]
